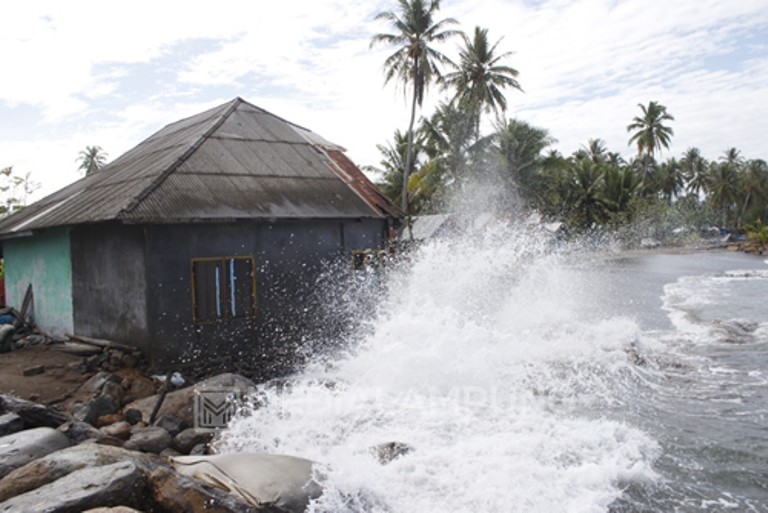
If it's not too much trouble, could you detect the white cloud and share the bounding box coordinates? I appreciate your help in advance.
[1,0,768,202]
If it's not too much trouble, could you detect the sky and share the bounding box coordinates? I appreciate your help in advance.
[2,0,767,200]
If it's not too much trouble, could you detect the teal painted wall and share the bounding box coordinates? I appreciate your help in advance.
[4,228,73,336]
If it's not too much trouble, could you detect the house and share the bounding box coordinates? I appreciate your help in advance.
[0,98,401,376]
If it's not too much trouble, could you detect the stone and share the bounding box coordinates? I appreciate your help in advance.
[0,412,24,436]
[97,413,124,427]
[124,376,156,402]
[102,381,126,405]
[153,414,183,436]
[159,448,182,458]
[100,421,132,441]
[189,443,208,456]
[172,428,213,455]
[123,408,143,425]
[149,465,259,513]
[0,443,158,502]
[0,427,72,479]
[120,353,138,368]
[57,420,116,445]
[124,373,256,428]
[124,426,172,454]
[22,365,45,376]
[171,453,322,513]
[371,441,414,465]
[0,460,148,512]
[0,394,70,428]
[72,393,120,425]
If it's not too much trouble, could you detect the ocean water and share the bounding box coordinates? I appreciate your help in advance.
[216,223,768,512]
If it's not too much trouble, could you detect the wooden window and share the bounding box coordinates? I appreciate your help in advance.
[191,256,256,324]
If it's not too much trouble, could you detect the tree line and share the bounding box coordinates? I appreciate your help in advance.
[370,0,768,238]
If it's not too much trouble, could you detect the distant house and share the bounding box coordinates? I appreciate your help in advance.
[0,98,400,375]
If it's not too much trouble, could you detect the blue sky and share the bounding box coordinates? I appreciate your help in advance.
[2,0,767,199]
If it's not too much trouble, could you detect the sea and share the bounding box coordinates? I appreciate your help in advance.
[216,222,768,513]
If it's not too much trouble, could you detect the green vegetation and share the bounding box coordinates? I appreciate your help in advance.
[745,219,768,250]
[370,0,461,216]
[371,2,768,241]
[77,145,108,175]
[0,166,40,217]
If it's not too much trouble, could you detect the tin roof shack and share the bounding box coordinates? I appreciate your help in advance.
[0,98,400,376]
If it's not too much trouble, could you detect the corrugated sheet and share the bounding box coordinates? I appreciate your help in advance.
[0,98,400,236]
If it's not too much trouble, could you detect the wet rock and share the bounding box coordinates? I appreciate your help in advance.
[160,447,182,458]
[101,421,132,441]
[72,393,120,425]
[124,373,256,427]
[0,443,157,502]
[172,428,213,455]
[0,427,72,479]
[57,420,118,445]
[189,443,208,456]
[153,414,183,436]
[0,394,70,428]
[124,426,172,454]
[124,408,143,425]
[149,464,259,513]
[79,371,121,397]
[0,460,147,512]
[0,412,24,436]
[124,376,156,402]
[371,441,414,464]
[97,412,124,427]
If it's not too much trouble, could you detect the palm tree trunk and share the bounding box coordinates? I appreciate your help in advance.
[402,77,419,240]
[738,190,751,228]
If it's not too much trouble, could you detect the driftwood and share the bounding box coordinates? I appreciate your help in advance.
[66,333,137,354]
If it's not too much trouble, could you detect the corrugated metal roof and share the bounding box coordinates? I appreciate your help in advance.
[0,98,400,236]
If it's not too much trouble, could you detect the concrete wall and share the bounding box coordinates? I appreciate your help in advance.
[3,228,73,336]
[70,223,150,353]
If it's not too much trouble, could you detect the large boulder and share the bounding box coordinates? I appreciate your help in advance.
[0,443,157,502]
[0,427,72,479]
[149,465,261,513]
[0,412,24,436]
[0,395,70,428]
[171,452,322,513]
[0,460,147,512]
[124,426,172,454]
[124,373,256,429]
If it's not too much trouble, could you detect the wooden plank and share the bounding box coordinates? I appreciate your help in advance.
[65,334,137,354]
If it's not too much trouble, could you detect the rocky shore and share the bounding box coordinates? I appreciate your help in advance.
[0,340,322,512]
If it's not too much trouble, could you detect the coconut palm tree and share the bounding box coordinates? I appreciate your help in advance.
[565,159,609,229]
[578,138,608,163]
[373,130,417,203]
[707,161,741,227]
[494,118,555,202]
[443,26,522,132]
[626,101,675,161]
[370,0,461,216]
[77,145,108,175]
[658,157,684,204]
[681,147,708,196]
[738,159,768,225]
[602,163,641,217]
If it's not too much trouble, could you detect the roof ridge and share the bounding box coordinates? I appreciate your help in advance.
[118,98,244,217]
